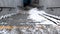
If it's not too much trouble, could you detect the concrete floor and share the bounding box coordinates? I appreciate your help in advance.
[0,10,34,26]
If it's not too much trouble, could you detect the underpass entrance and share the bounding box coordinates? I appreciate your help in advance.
[23,0,31,7]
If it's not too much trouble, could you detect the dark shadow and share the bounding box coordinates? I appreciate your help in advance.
[23,0,31,7]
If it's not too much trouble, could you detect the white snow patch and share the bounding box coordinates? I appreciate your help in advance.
[28,8,46,22]
[0,13,18,19]
[28,8,57,25]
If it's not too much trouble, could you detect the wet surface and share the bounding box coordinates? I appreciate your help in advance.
[0,8,60,34]
[0,24,59,34]
[0,8,60,26]
[0,13,34,26]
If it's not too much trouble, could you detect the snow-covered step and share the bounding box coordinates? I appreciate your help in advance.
[28,8,60,26]
[43,12,60,20]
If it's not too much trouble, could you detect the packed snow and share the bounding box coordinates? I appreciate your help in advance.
[28,8,60,25]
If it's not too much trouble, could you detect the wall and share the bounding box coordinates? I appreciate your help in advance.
[39,0,60,16]
[0,0,23,16]
[0,0,23,7]
[39,0,60,7]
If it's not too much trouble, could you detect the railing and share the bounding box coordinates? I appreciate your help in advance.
[47,7,60,11]
[0,7,15,12]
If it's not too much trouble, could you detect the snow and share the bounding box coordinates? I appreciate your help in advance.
[0,8,59,26]
[28,8,46,22]
[28,8,58,25]
[0,13,18,19]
